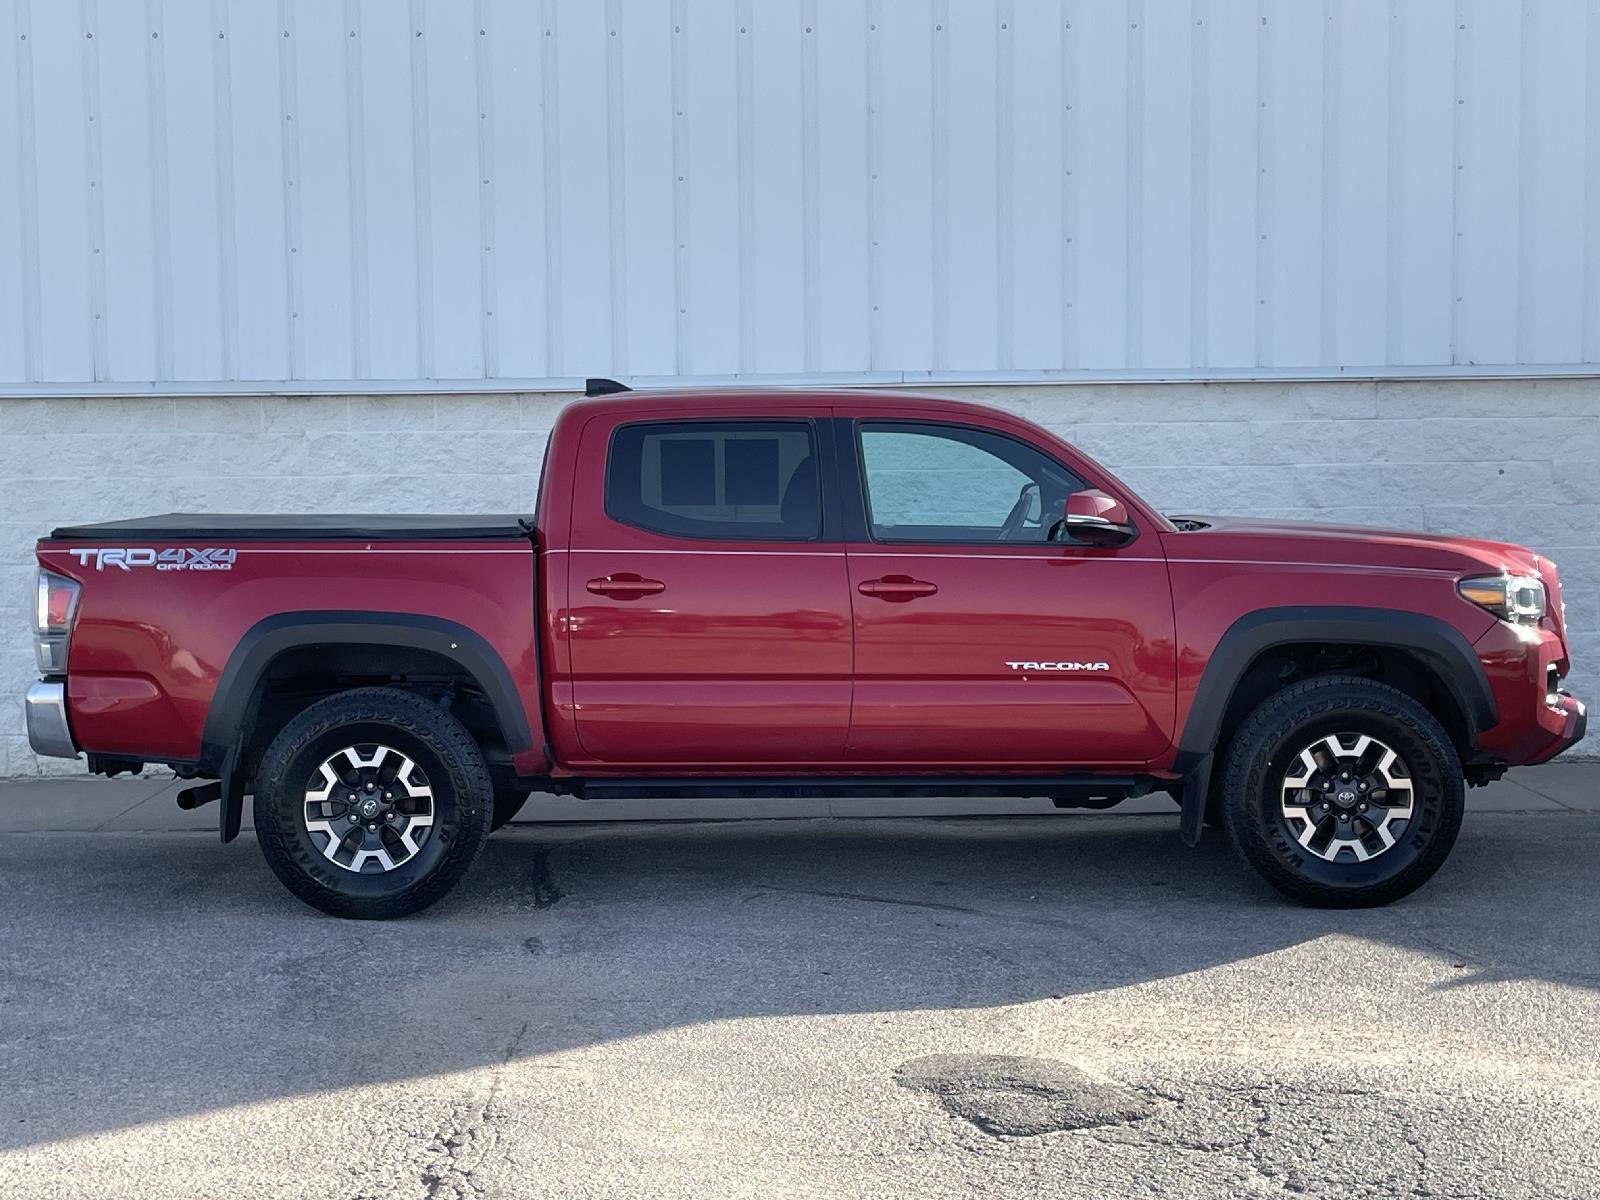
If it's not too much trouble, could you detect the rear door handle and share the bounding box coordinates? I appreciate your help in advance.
[857,575,939,602]
[586,574,666,598]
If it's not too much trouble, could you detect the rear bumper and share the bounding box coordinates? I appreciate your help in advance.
[25,681,79,759]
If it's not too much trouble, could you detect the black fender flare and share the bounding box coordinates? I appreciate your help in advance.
[202,611,535,842]
[1172,606,1498,785]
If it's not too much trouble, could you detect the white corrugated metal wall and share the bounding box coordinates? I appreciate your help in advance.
[2,0,1599,392]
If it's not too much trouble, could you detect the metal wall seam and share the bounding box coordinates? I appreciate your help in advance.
[539,0,561,376]
[407,0,434,379]
[275,0,303,379]
[1060,7,1077,370]
[1450,1,1467,365]
[344,0,369,379]
[669,0,690,374]
[995,0,1014,372]
[801,0,821,373]
[474,0,496,378]
[603,0,627,375]
[1384,0,1405,365]
[931,0,949,371]
[211,0,238,380]
[1254,0,1271,367]
[81,0,108,381]
[1586,0,1600,363]
[12,0,42,382]
[7,361,1600,401]
[1515,0,1535,363]
[1124,0,1144,369]
[148,0,174,380]
[866,0,884,369]
[735,0,755,373]
[1189,0,1209,369]
[1319,0,1338,365]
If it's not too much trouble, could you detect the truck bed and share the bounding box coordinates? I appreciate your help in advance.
[48,513,535,542]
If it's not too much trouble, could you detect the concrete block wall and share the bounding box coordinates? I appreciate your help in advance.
[3,377,1597,775]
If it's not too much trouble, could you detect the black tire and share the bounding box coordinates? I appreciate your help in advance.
[491,789,531,832]
[1220,676,1465,908]
[253,687,494,919]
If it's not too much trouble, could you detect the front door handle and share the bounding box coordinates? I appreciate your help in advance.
[857,575,939,602]
[586,573,666,599]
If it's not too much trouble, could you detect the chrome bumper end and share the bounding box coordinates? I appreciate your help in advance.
[25,681,79,759]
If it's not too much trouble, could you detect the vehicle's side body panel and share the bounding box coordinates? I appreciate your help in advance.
[833,405,1177,767]
[842,544,1177,765]
[552,401,854,769]
[26,389,1584,796]
[1162,527,1509,772]
[35,540,541,770]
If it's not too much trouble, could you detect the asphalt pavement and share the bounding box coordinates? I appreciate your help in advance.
[0,767,1596,1198]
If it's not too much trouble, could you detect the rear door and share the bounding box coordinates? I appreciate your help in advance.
[564,408,852,766]
[841,418,1176,767]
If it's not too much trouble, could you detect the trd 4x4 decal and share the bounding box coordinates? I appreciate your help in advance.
[69,547,237,572]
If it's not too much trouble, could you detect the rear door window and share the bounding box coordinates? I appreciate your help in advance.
[606,421,821,541]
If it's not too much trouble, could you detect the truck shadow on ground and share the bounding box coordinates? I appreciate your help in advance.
[0,812,1594,1152]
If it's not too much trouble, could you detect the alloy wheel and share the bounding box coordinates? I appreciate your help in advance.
[303,744,436,873]
[1280,732,1415,864]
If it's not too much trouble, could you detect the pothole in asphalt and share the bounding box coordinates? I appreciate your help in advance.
[895,1054,1154,1137]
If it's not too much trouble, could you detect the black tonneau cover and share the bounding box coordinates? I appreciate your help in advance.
[48,513,535,542]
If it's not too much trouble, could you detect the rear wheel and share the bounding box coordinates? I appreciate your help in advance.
[1220,676,1464,908]
[253,687,494,919]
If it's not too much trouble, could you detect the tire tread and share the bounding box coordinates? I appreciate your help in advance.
[1220,675,1465,908]
[253,687,494,919]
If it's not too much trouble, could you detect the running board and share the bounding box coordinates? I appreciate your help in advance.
[549,775,1154,809]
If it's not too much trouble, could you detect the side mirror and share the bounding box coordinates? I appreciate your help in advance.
[1054,489,1136,546]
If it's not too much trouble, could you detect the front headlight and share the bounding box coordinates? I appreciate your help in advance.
[1458,574,1546,625]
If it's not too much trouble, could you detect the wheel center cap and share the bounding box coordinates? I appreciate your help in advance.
[360,797,381,818]
[1334,787,1359,809]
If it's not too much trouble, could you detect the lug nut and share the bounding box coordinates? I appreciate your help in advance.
[1340,771,1350,781]
[1339,813,1348,821]
[366,782,376,792]
[367,823,377,831]
[1358,780,1368,791]
[1359,803,1368,811]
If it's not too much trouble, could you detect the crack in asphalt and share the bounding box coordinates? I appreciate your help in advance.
[416,1022,531,1200]
[745,886,987,915]
[1070,1081,1471,1200]
[527,849,564,910]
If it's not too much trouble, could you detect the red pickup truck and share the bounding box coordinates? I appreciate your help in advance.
[26,384,1585,918]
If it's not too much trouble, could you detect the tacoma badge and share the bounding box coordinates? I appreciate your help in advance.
[1005,661,1111,672]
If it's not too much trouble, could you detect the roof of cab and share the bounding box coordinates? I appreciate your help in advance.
[557,387,1012,424]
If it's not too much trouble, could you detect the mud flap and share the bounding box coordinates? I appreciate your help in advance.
[218,744,246,844]
[1179,752,1213,849]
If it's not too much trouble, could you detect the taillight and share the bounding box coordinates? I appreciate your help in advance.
[34,569,81,675]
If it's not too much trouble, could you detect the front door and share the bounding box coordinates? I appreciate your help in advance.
[843,419,1176,767]
[565,410,852,766]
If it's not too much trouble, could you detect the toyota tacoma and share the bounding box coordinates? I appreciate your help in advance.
[25,383,1585,917]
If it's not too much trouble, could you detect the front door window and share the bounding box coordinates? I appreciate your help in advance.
[857,422,1084,544]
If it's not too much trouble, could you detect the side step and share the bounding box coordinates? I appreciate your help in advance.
[551,775,1155,809]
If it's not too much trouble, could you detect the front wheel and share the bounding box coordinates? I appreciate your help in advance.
[1220,676,1465,908]
[253,687,494,919]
